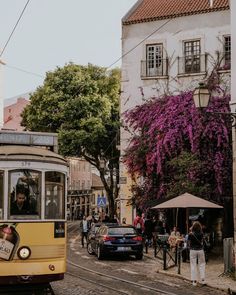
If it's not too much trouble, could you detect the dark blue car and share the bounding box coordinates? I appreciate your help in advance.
[90,224,143,260]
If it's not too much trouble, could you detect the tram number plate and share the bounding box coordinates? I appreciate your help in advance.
[118,247,130,251]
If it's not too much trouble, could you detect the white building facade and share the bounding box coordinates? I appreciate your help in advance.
[120,0,230,223]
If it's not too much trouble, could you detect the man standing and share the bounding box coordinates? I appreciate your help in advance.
[80,215,89,248]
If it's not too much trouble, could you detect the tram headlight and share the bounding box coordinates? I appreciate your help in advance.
[17,246,31,260]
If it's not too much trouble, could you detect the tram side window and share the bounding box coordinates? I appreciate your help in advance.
[9,170,41,219]
[45,171,65,220]
[0,171,3,219]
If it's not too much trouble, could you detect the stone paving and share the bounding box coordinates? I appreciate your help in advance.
[144,246,236,294]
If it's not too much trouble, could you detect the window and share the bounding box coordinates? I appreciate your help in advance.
[82,180,85,189]
[224,36,231,68]
[0,171,3,219]
[146,44,163,76]
[45,171,65,219]
[9,170,41,219]
[184,40,201,73]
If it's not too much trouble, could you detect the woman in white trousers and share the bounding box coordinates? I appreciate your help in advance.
[188,221,206,286]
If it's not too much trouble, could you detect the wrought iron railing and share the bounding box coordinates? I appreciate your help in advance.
[178,54,208,75]
[141,58,168,78]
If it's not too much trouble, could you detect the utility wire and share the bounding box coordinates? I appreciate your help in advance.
[0,0,31,58]
[104,19,172,153]
[107,18,172,69]
[5,64,44,78]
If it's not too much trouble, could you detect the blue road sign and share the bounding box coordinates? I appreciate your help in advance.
[97,196,106,207]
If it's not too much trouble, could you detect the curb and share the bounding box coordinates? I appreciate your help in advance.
[157,269,233,293]
[144,253,234,294]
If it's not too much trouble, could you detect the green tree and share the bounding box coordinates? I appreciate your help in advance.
[22,63,120,218]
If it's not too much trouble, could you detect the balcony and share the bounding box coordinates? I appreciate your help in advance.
[178,54,207,76]
[141,59,168,79]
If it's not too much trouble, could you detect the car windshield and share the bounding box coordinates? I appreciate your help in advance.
[108,227,136,235]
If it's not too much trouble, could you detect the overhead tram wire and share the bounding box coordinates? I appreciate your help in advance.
[0,0,31,59]
[1,11,172,86]
[107,18,172,69]
[104,19,172,153]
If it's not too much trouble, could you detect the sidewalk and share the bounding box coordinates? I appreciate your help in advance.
[144,246,236,293]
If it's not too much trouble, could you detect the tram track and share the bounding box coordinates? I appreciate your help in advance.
[67,259,177,295]
[66,271,129,295]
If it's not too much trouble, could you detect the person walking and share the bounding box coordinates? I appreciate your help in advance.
[133,213,144,235]
[188,221,206,286]
[144,214,153,246]
[80,215,90,248]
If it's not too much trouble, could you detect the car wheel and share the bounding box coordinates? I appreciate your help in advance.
[87,242,94,255]
[97,245,104,260]
[136,253,143,260]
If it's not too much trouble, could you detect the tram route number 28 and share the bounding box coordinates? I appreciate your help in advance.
[21,161,31,167]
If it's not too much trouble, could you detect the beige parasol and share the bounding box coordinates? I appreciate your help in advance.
[152,192,223,231]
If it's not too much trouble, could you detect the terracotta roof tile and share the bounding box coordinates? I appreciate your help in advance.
[123,0,229,24]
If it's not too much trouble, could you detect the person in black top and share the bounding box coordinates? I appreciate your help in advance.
[144,214,153,246]
[188,221,206,286]
[11,185,31,215]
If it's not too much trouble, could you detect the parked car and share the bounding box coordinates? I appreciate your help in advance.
[90,224,143,260]
[87,223,102,255]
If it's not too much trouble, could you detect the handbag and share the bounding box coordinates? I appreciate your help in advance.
[203,237,211,249]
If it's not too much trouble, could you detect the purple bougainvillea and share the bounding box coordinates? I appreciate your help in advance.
[123,91,232,208]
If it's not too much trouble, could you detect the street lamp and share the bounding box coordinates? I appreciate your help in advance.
[193,82,210,109]
[193,82,236,125]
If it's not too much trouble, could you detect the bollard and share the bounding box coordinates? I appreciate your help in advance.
[163,245,167,270]
[145,238,148,254]
[175,245,178,265]
[177,246,181,274]
[154,238,157,257]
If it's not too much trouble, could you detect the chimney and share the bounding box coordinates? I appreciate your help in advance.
[209,0,214,8]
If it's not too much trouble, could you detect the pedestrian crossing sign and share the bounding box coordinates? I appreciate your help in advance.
[97,196,106,207]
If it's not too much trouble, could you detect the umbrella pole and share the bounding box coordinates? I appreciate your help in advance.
[175,208,179,227]
[186,208,189,233]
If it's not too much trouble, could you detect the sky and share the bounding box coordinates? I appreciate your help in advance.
[0,0,136,100]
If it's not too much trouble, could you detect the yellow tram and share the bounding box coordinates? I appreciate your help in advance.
[0,131,68,285]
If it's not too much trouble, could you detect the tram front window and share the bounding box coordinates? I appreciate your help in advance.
[0,171,3,219]
[45,171,65,220]
[9,170,41,219]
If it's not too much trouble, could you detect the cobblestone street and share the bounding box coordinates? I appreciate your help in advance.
[51,222,229,295]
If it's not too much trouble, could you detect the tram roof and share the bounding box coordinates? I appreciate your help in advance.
[0,145,68,166]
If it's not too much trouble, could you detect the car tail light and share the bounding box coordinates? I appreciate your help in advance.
[103,235,116,241]
[132,236,142,241]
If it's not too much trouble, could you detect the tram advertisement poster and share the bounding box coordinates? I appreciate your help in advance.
[54,222,65,238]
[0,223,19,261]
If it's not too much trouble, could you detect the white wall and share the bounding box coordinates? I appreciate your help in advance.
[121,10,230,150]
[0,61,3,128]
[231,1,236,107]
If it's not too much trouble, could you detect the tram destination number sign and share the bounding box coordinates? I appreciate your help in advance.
[21,161,31,167]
